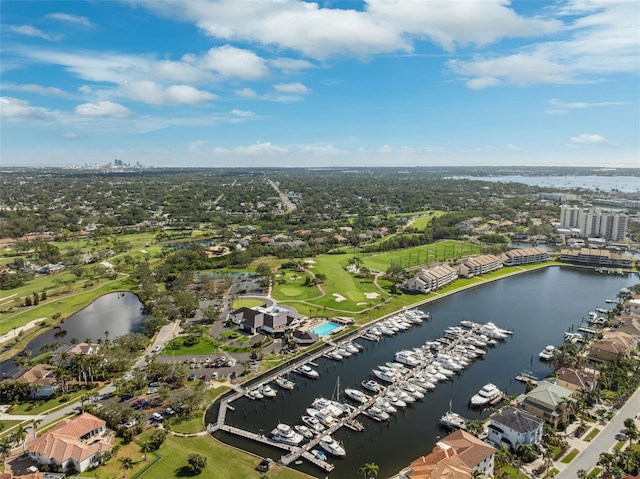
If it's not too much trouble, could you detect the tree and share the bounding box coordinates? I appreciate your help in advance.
[119,456,134,478]
[358,462,379,479]
[187,453,207,474]
[202,305,220,324]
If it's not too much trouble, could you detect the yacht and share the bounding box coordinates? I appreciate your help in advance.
[246,389,264,400]
[337,347,352,357]
[366,405,390,421]
[539,345,555,361]
[439,411,467,430]
[320,435,346,457]
[301,415,324,433]
[271,423,304,446]
[295,364,320,379]
[294,424,314,439]
[275,375,295,390]
[344,388,370,404]
[372,368,397,383]
[312,397,345,418]
[470,383,503,407]
[374,398,397,414]
[324,350,344,361]
[361,379,383,393]
[343,342,359,354]
[385,392,407,408]
[259,384,277,398]
[394,350,421,367]
[313,408,337,427]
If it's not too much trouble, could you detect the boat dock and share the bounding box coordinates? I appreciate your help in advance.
[578,326,599,335]
[515,371,538,385]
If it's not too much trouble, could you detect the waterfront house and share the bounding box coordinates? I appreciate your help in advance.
[395,429,496,479]
[16,364,58,398]
[554,367,598,394]
[587,331,637,363]
[405,264,458,294]
[518,381,573,427]
[230,305,302,336]
[559,248,632,268]
[27,413,112,473]
[486,406,544,451]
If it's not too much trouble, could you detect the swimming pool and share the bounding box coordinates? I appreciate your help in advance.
[310,322,341,337]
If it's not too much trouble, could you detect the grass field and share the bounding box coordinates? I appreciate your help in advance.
[232,298,267,309]
[363,241,480,272]
[164,336,221,357]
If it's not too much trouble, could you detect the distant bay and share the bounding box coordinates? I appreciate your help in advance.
[447,175,639,192]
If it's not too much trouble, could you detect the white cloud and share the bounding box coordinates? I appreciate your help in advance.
[46,13,95,29]
[79,85,92,94]
[273,82,311,94]
[7,25,62,41]
[213,141,288,155]
[545,98,628,114]
[203,45,269,80]
[0,96,54,120]
[236,87,257,98]
[75,101,132,117]
[569,133,611,145]
[151,59,212,83]
[120,81,216,105]
[269,57,315,72]
[188,139,207,153]
[4,83,69,97]
[62,131,80,139]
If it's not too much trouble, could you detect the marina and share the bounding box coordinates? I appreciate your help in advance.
[207,267,635,478]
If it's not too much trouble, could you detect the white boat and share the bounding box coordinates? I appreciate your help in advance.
[374,398,397,414]
[301,415,324,432]
[385,392,407,408]
[294,424,314,439]
[361,379,383,393]
[324,350,344,361]
[314,408,337,427]
[295,364,320,379]
[372,369,396,383]
[320,435,346,457]
[271,423,304,446]
[337,347,352,357]
[394,350,421,367]
[275,375,295,390]
[440,411,467,430]
[344,388,370,404]
[311,449,327,462]
[470,383,503,407]
[312,397,345,418]
[259,384,277,398]
[246,389,264,400]
[343,342,359,354]
[366,406,390,421]
[539,345,555,360]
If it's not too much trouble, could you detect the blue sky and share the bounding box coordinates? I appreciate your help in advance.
[1,0,638,168]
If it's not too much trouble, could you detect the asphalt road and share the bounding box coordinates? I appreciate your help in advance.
[557,386,640,477]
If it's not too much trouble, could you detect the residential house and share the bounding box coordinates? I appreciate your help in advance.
[518,381,573,427]
[486,406,544,451]
[587,331,637,362]
[27,413,112,473]
[396,429,496,479]
[405,264,458,294]
[455,254,502,278]
[554,367,598,394]
[16,364,58,398]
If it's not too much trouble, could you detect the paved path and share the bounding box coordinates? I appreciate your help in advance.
[0,318,47,346]
[556,386,640,477]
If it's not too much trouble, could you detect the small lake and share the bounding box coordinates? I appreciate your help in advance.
[208,267,637,478]
[1,292,147,378]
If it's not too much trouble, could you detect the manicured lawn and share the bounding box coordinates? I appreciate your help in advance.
[561,448,579,463]
[137,434,308,479]
[271,270,322,302]
[219,330,249,343]
[168,386,228,434]
[82,433,153,478]
[164,336,221,356]
[363,241,480,272]
[231,298,265,309]
[588,467,601,478]
[9,389,90,416]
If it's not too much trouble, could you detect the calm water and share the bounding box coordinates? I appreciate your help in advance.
[208,267,637,478]
[450,175,639,192]
[1,292,146,378]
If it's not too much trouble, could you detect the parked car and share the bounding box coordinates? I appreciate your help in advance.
[188,373,196,381]
[615,433,629,441]
[165,407,176,416]
[151,412,164,422]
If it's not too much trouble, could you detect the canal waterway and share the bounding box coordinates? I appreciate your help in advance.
[1,292,146,378]
[207,267,637,478]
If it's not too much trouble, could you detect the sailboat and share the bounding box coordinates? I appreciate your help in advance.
[439,399,467,430]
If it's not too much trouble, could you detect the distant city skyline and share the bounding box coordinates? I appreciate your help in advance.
[1,0,639,168]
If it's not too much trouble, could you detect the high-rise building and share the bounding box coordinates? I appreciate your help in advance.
[559,206,627,240]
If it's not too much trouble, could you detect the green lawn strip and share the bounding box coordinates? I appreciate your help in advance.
[81,431,155,478]
[560,448,579,463]
[219,330,249,343]
[499,465,529,478]
[583,428,600,441]
[137,433,308,479]
[613,441,626,451]
[548,467,559,477]
[588,467,601,478]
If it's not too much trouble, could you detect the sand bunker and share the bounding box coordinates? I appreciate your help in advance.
[365,292,380,299]
[357,302,368,306]
[333,293,347,302]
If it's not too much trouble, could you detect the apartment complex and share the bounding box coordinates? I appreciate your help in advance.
[405,264,458,294]
[559,248,632,268]
[500,247,551,267]
[559,206,628,240]
[455,254,502,278]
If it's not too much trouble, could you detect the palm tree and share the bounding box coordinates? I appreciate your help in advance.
[0,436,13,472]
[119,456,134,478]
[358,462,379,479]
[31,418,43,440]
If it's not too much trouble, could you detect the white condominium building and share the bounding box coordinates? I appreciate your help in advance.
[559,206,627,240]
